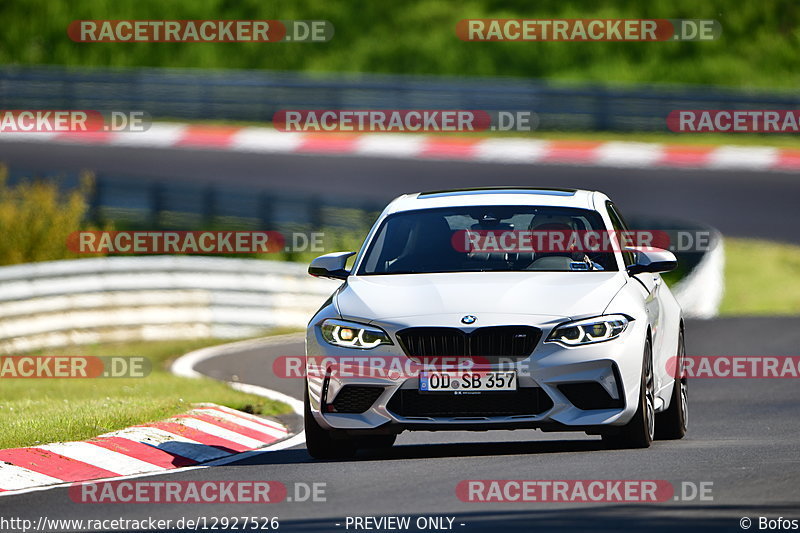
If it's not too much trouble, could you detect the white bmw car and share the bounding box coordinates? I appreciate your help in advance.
[304,188,688,459]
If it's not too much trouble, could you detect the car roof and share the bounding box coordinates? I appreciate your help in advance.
[383,187,604,215]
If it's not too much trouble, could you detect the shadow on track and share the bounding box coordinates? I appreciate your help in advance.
[222,437,611,466]
[134,505,798,533]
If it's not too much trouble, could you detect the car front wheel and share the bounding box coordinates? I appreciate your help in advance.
[304,384,358,460]
[656,329,688,440]
[603,338,655,449]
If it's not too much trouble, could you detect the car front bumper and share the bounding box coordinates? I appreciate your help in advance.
[305,311,648,435]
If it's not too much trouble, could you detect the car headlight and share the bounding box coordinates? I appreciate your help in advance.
[546,315,631,346]
[319,319,393,349]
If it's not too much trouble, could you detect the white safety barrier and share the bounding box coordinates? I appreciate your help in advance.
[0,241,723,354]
[670,234,726,319]
[0,256,339,353]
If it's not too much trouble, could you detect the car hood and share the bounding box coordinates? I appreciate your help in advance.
[336,272,627,322]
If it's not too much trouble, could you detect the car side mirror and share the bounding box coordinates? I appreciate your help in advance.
[626,248,678,276]
[308,252,356,280]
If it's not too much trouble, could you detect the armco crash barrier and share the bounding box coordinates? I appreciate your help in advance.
[0,256,339,353]
[0,239,722,354]
[2,123,800,172]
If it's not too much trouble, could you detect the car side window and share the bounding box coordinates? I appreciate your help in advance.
[605,201,635,267]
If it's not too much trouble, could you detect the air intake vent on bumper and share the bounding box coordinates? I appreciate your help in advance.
[331,385,385,414]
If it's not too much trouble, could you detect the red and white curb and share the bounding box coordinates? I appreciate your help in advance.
[0,404,288,493]
[0,335,305,495]
[1,123,799,172]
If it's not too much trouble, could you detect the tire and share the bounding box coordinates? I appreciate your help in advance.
[358,434,397,449]
[655,329,688,440]
[603,338,655,449]
[304,384,358,460]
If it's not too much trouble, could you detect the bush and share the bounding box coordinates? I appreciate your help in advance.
[0,169,99,265]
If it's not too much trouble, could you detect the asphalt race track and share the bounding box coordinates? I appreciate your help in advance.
[1,141,800,243]
[2,320,799,532]
[0,141,798,532]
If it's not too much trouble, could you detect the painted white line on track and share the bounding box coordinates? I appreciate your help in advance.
[0,463,63,491]
[228,381,304,415]
[35,442,162,476]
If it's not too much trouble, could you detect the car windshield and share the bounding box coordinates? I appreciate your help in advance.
[357,205,618,274]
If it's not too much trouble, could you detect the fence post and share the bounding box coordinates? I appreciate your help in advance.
[150,182,164,229]
[308,196,323,230]
[89,174,103,224]
[258,192,274,229]
[202,185,215,227]
[594,86,612,131]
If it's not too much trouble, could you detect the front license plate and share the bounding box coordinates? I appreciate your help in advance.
[419,371,517,393]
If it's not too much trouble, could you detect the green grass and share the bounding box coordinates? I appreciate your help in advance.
[721,238,800,315]
[0,238,797,450]
[1,0,800,89]
[0,170,107,266]
[0,336,294,449]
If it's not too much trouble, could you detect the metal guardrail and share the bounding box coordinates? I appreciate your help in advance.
[0,232,722,354]
[2,65,800,131]
[0,256,339,353]
[2,166,383,231]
